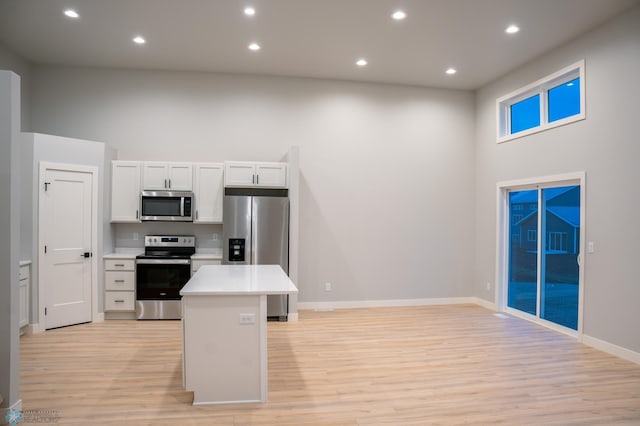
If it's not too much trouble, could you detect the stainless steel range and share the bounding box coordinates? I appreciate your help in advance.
[135,235,195,320]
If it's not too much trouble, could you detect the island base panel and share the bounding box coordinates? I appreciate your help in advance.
[183,294,267,404]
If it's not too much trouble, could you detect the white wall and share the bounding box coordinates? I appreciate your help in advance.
[0,70,21,411]
[0,42,30,130]
[29,67,477,304]
[22,133,113,325]
[474,6,640,352]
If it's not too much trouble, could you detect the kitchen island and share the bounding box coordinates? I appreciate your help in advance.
[180,264,298,405]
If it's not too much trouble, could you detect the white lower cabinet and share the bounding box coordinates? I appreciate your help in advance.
[105,291,135,311]
[19,263,30,331]
[104,258,135,312]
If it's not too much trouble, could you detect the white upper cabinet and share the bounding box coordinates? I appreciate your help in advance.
[111,161,141,222]
[142,162,193,191]
[193,163,224,223]
[224,161,287,188]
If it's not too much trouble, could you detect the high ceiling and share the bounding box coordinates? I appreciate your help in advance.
[0,0,638,90]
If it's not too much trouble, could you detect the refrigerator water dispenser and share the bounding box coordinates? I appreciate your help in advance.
[229,238,245,262]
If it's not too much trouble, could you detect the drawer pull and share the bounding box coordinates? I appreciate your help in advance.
[114,280,125,283]
[114,299,125,303]
[114,263,125,267]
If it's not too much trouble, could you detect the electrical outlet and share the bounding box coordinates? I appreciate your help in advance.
[212,233,219,241]
[239,313,256,324]
[588,241,595,253]
[486,282,491,291]
[133,232,139,241]
[324,282,332,292]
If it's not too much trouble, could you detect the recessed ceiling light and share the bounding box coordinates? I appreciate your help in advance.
[133,36,146,45]
[248,42,261,51]
[505,25,520,34]
[244,7,256,16]
[64,9,79,19]
[445,68,457,75]
[391,10,407,20]
[356,59,368,67]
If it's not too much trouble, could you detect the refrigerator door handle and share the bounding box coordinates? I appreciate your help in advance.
[251,201,257,264]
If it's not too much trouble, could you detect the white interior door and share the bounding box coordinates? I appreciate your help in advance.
[41,168,93,329]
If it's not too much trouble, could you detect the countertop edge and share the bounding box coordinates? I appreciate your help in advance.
[103,252,142,259]
[182,289,298,296]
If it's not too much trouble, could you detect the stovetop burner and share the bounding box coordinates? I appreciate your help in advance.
[137,235,196,259]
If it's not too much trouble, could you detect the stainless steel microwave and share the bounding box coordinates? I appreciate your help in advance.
[140,191,193,222]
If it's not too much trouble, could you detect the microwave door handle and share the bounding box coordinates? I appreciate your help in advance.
[180,197,184,217]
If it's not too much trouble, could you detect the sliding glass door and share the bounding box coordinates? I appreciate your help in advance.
[507,185,580,330]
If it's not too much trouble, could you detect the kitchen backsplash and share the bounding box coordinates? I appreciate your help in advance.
[113,222,222,251]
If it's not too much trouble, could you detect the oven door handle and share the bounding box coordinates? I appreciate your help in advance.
[136,258,191,265]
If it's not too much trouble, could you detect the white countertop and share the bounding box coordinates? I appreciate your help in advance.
[103,250,142,259]
[104,249,221,260]
[181,265,298,296]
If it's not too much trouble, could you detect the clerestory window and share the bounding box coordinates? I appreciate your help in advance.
[497,60,585,143]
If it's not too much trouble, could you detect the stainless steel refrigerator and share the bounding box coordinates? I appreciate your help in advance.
[222,188,289,320]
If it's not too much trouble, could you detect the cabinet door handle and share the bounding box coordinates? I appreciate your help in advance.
[256,174,259,185]
[168,179,171,188]
[136,209,139,219]
[195,210,198,220]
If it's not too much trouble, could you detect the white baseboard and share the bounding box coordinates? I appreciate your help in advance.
[470,297,497,311]
[30,323,44,334]
[287,312,299,322]
[94,312,105,323]
[582,334,640,365]
[298,297,479,311]
[104,311,136,320]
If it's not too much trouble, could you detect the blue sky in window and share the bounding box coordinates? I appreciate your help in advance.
[548,78,580,122]
[510,94,540,134]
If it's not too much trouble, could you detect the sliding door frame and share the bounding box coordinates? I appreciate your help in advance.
[495,172,586,339]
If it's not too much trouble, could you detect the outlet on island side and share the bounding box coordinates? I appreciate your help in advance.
[324,282,332,292]
[486,282,491,291]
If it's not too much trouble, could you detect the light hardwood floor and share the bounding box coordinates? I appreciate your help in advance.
[20,305,640,425]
